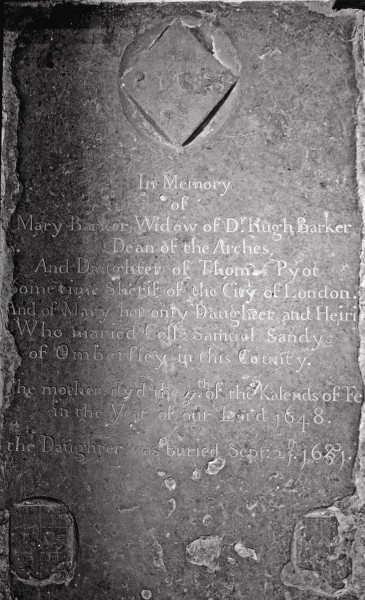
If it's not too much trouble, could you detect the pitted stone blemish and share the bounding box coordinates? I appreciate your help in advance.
[206,456,226,475]
[234,542,259,562]
[118,504,140,513]
[186,535,222,572]
[191,468,202,480]
[166,498,176,518]
[203,514,213,526]
[151,534,167,571]
[164,477,176,491]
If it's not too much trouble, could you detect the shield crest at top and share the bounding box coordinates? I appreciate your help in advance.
[119,18,241,149]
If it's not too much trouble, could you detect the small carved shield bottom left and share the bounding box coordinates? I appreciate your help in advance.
[10,497,77,586]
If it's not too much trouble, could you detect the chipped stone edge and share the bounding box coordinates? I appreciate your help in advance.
[3,0,338,6]
[1,30,23,410]
[3,0,360,19]
[1,37,22,419]
[355,7,365,498]
[1,25,23,600]
[351,11,365,597]
[281,12,365,600]
[0,511,11,600]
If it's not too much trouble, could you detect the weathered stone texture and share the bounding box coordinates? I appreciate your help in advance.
[2,2,365,599]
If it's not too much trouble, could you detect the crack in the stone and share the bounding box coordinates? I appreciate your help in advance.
[123,89,173,146]
[188,26,214,56]
[147,23,172,51]
[182,80,237,147]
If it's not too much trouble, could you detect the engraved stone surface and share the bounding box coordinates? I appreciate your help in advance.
[2,3,365,600]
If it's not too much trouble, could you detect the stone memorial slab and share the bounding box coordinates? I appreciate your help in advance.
[2,2,365,599]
